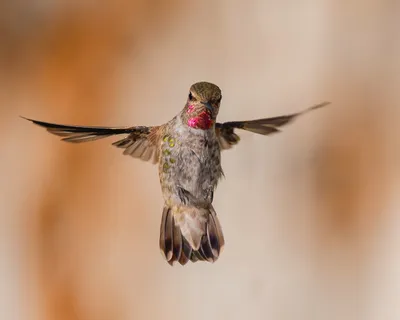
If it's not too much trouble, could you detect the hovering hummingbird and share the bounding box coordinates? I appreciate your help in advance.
[24,82,329,266]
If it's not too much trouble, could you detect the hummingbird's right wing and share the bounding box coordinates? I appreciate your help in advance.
[215,101,329,150]
[23,117,162,164]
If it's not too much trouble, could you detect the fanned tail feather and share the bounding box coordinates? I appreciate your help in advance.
[159,205,224,266]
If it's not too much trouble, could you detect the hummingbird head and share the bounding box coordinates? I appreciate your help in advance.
[183,82,222,130]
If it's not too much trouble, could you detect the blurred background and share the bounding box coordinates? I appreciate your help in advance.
[1,0,400,319]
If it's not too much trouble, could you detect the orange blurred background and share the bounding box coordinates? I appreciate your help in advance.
[1,1,400,319]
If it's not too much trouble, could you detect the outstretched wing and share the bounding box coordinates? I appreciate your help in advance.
[215,101,330,150]
[23,117,162,164]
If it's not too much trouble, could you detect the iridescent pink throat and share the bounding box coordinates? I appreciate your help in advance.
[187,105,213,130]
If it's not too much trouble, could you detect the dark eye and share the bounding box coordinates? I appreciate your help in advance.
[188,92,196,100]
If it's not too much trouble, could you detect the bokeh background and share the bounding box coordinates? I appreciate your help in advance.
[1,1,400,319]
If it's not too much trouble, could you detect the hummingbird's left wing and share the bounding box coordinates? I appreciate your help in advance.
[215,101,330,150]
[23,117,162,164]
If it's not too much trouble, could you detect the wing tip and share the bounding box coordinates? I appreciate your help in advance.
[20,116,53,129]
[20,115,33,122]
[308,101,331,112]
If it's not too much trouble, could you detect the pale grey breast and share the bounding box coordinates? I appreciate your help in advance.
[159,119,222,206]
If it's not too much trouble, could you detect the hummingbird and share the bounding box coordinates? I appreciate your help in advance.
[23,82,329,266]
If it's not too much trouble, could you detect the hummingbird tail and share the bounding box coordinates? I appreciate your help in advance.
[159,205,224,266]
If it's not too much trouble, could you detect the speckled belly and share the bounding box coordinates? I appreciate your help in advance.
[159,133,221,205]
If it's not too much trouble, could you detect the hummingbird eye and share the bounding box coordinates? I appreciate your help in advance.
[188,92,196,101]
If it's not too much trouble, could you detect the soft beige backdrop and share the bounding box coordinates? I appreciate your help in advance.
[1,1,399,319]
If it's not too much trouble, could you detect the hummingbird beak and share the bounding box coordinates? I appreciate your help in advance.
[202,102,213,114]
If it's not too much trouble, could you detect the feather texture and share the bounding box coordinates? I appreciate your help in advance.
[216,101,330,149]
[23,117,161,163]
[159,205,224,265]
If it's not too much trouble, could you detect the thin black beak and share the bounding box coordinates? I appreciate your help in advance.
[202,102,213,113]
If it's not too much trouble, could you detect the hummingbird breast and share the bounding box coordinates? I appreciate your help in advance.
[159,121,222,206]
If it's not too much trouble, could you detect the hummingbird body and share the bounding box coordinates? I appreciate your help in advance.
[24,81,329,265]
[159,118,222,206]
[157,115,223,263]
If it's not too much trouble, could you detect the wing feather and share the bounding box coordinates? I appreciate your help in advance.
[216,101,329,150]
[23,116,162,164]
